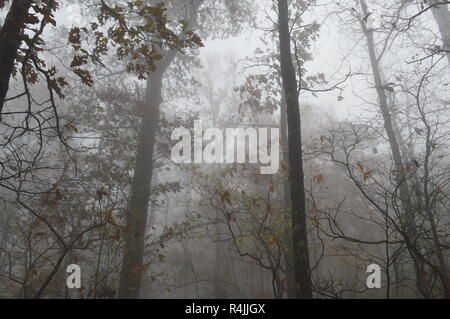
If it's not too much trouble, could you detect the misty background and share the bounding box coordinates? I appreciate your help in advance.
[0,0,449,299]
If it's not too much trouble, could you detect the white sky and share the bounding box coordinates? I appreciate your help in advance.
[198,5,362,122]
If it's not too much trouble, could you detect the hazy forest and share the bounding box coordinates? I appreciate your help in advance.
[0,0,449,299]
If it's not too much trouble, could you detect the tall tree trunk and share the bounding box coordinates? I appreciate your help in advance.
[280,90,296,299]
[117,66,166,299]
[0,0,32,116]
[359,0,431,298]
[117,0,201,298]
[430,0,450,66]
[417,100,449,298]
[395,88,449,298]
[277,0,313,299]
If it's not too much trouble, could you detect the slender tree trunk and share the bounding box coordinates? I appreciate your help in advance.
[398,92,449,298]
[359,0,431,298]
[277,0,313,299]
[280,91,296,299]
[419,107,449,298]
[117,67,165,299]
[431,0,450,66]
[0,0,32,115]
[117,0,201,299]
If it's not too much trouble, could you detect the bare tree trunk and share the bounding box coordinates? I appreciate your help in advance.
[117,0,201,299]
[0,0,32,115]
[117,66,166,299]
[277,0,313,299]
[418,100,449,298]
[280,91,296,299]
[359,0,431,298]
[398,92,449,298]
[431,0,450,66]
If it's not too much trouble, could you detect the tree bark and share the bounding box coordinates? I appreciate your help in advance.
[277,0,313,299]
[359,0,431,298]
[117,66,166,299]
[396,89,449,298]
[0,0,32,116]
[280,90,296,299]
[117,0,201,298]
[430,0,450,66]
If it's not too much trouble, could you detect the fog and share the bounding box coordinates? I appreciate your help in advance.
[0,0,449,299]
